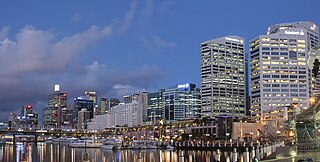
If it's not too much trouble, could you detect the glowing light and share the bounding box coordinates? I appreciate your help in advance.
[284,30,304,35]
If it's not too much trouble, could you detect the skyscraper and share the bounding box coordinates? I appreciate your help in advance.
[200,36,246,118]
[250,21,319,121]
[100,98,108,114]
[163,83,201,122]
[84,91,97,105]
[42,85,68,128]
[147,89,164,124]
[73,97,94,126]
[109,98,120,109]
[84,91,99,115]
[100,97,120,115]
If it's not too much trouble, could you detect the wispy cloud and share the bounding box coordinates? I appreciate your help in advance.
[141,35,176,49]
[121,0,138,32]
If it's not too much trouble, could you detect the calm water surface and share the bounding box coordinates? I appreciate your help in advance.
[0,142,251,162]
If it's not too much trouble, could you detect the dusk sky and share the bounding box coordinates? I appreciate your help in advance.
[0,0,320,122]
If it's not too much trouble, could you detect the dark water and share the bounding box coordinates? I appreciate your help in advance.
[0,142,251,162]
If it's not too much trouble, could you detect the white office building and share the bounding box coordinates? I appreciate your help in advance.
[87,101,143,129]
[200,36,246,118]
[250,21,319,122]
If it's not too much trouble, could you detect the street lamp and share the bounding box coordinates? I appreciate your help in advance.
[310,97,316,106]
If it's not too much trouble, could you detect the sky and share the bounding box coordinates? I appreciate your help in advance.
[0,0,319,122]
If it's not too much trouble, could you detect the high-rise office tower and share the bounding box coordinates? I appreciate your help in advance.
[109,98,120,109]
[42,85,68,127]
[84,91,98,115]
[85,91,97,105]
[250,21,319,121]
[100,98,108,114]
[163,83,201,122]
[73,97,94,126]
[101,98,121,113]
[147,89,164,124]
[200,36,246,118]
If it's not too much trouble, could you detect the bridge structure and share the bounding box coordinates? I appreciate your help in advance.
[295,98,320,151]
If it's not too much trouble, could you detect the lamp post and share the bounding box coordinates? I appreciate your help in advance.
[310,97,316,106]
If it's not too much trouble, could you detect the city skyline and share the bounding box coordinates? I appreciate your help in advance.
[0,0,320,121]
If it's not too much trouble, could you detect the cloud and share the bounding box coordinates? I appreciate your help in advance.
[0,26,10,41]
[0,24,113,121]
[0,25,112,76]
[121,0,138,32]
[66,62,162,99]
[141,35,176,49]
[112,84,147,97]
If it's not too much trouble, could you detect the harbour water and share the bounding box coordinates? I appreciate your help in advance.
[0,142,313,162]
[0,142,250,162]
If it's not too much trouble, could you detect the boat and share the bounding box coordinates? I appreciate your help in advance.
[101,138,122,150]
[100,140,113,150]
[131,140,147,149]
[113,139,122,150]
[146,140,158,149]
[69,137,102,148]
[53,137,68,144]
[66,137,78,145]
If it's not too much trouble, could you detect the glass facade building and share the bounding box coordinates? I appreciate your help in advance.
[73,97,94,124]
[163,83,201,122]
[147,89,164,124]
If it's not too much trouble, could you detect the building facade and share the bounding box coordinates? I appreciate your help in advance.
[9,105,38,130]
[77,108,91,129]
[100,98,108,114]
[84,91,98,115]
[200,36,246,118]
[102,101,143,128]
[42,85,68,128]
[73,97,94,126]
[250,21,319,121]
[147,89,164,125]
[124,92,148,123]
[163,83,201,122]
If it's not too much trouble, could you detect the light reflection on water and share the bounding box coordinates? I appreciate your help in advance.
[0,142,251,162]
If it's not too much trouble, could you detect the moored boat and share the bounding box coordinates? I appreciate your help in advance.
[69,137,102,148]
